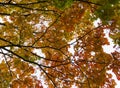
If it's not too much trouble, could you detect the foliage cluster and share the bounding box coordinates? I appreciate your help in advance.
[0,0,120,88]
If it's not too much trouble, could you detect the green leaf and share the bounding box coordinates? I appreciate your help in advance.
[53,0,73,10]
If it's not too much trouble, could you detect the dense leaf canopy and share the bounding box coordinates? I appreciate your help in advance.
[0,0,120,88]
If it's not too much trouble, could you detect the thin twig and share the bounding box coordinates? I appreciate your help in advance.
[0,49,13,76]
[32,14,61,46]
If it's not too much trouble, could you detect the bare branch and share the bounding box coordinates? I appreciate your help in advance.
[39,66,57,88]
[0,49,13,76]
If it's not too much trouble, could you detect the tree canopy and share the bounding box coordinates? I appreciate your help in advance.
[0,0,120,88]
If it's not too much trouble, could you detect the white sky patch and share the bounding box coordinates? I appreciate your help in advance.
[32,49,45,65]
[93,18,101,27]
[93,18,116,54]
[32,66,48,88]
[107,70,120,88]
[34,16,50,32]
[0,17,4,28]
[0,16,12,23]
[0,53,4,63]
[102,29,116,54]
[5,16,12,23]
[32,49,48,88]
[0,17,3,22]
[91,51,95,56]
[0,47,10,63]
[33,49,45,58]
[72,83,78,88]
[68,39,76,55]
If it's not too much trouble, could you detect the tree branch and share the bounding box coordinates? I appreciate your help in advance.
[0,49,13,76]
[0,2,56,13]
[60,26,101,49]
[74,0,102,6]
